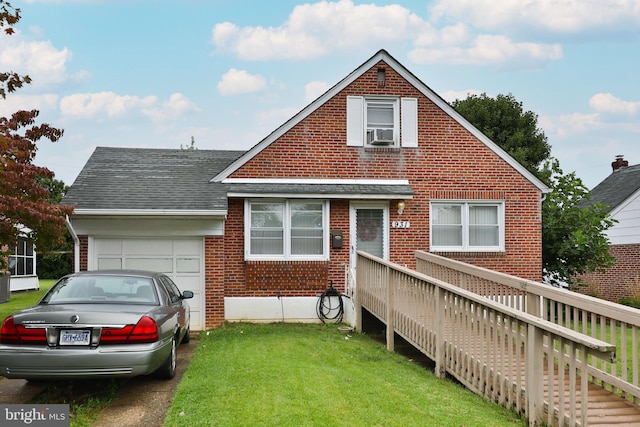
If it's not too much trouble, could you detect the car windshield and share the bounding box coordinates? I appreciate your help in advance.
[41,275,159,305]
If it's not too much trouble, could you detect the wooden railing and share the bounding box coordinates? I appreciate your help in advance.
[416,250,640,407]
[355,251,616,427]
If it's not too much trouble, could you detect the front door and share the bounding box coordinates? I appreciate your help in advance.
[350,202,389,269]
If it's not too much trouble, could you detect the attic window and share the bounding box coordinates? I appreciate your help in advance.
[366,98,397,146]
[346,96,418,148]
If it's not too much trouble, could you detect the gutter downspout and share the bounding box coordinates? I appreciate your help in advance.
[65,216,80,273]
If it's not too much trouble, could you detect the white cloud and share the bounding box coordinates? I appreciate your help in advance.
[409,33,563,66]
[589,93,640,115]
[212,0,425,60]
[429,0,640,34]
[539,112,602,138]
[217,68,267,96]
[304,81,331,103]
[59,92,156,118]
[212,0,566,68]
[0,30,73,87]
[142,93,201,123]
[0,93,59,117]
[256,107,300,128]
[439,89,483,104]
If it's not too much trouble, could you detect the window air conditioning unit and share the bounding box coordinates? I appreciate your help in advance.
[367,128,394,145]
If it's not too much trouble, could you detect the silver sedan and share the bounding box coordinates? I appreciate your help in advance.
[0,270,193,380]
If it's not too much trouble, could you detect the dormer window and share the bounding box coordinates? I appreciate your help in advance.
[347,95,417,148]
[366,98,398,146]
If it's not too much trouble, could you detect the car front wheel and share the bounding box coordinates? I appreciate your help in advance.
[156,336,177,379]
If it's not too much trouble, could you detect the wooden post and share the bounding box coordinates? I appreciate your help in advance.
[526,324,544,426]
[525,282,541,318]
[386,265,394,352]
[434,286,445,378]
[355,255,363,333]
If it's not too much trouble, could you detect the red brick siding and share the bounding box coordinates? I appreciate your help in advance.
[204,236,225,329]
[246,261,329,291]
[220,60,543,299]
[77,235,88,271]
[576,244,640,302]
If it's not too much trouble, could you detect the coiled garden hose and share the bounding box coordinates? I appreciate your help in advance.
[316,282,344,324]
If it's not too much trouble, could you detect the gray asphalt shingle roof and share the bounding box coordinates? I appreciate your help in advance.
[62,147,245,211]
[586,164,640,212]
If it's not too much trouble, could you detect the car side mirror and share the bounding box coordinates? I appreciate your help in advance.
[181,290,194,299]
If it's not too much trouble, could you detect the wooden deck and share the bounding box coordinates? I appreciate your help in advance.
[354,251,640,427]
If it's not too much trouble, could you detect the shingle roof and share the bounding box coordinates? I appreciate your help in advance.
[62,147,245,212]
[586,164,640,212]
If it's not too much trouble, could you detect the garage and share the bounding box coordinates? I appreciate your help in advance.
[92,238,205,331]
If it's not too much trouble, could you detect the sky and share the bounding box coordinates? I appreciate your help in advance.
[2,0,639,190]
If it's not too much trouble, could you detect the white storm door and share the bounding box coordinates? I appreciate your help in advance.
[349,202,389,269]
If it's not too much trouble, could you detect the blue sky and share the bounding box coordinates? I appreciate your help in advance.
[2,0,639,189]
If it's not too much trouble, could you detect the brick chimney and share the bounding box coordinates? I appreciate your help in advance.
[612,155,629,172]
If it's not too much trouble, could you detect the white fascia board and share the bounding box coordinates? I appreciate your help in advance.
[223,178,410,185]
[228,193,411,200]
[73,209,227,217]
[608,187,640,218]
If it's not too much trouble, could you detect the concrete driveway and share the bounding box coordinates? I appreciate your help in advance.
[0,339,198,426]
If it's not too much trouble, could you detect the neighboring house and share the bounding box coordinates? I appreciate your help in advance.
[577,156,640,302]
[62,50,550,330]
[1,235,39,292]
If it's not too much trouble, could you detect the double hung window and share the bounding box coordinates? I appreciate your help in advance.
[430,202,504,251]
[247,200,328,260]
[365,99,397,145]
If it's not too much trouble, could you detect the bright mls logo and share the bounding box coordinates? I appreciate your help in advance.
[1,404,69,426]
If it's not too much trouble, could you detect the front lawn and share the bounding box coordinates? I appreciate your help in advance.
[165,323,527,427]
[0,279,55,321]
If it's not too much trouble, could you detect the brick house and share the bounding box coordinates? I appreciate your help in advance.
[577,156,640,302]
[62,50,550,330]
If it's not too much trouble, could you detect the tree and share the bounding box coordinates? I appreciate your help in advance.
[452,93,551,180]
[0,1,73,271]
[35,177,73,278]
[453,93,615,288]
[541,159,616,288]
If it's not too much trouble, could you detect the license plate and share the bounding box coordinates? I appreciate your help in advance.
[59,329,91,346]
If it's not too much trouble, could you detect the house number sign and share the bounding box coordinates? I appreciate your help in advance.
[392,221,410,229]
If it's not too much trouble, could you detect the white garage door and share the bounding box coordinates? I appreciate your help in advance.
[93,238,205,331]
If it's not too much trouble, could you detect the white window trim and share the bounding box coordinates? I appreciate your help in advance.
[245,199,330,261]
[365,97,399,147]
[9,238,37,277]
[430,201,505,252]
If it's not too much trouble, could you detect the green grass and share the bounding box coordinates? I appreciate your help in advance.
[165,323,527,427]
[0,279,55,322]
